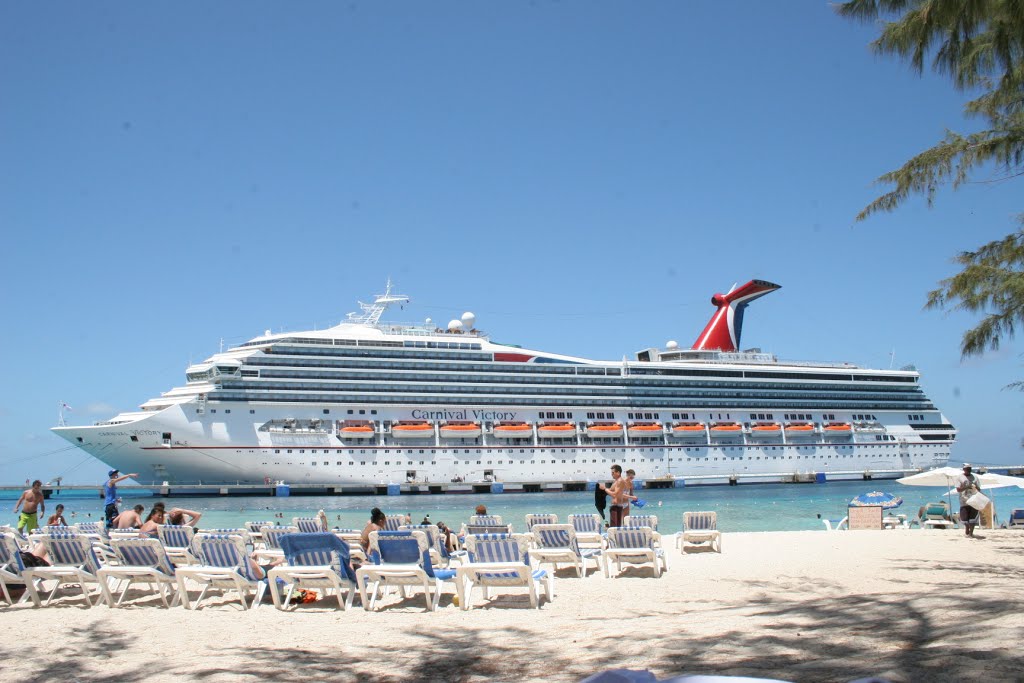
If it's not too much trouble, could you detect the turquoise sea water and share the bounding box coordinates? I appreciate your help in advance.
[7,480,1024,533]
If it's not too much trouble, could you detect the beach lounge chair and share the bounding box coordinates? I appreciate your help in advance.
[920,503,956,530]
[97,538,180,608]
[679,511,722,553]
[253,525,298,563]
[400,524,452,567]
[458,533,553,609]
[293,517,326,533]
[0,531,42,606]
[157,524,199,565]
[603,527,667,578]
[356,530,456,611]
[175,533,267,610]
[469,515,504,526]
[568,513,605,547]
[821,516,849,532]
[384,515,408,531]
[75,521,108,540]
[23,532,104,607]
[525,513,558,530]
[268,532,359,610]
[331,528,368,564]
[1008,508,1024,529]
[245,520,274,534]
[624,515,662,547]
[531,524,601,577]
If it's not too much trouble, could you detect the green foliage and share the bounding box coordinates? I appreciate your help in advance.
[838,1,1024,364]
[836,0,1024,219]
[926,222,1024,356]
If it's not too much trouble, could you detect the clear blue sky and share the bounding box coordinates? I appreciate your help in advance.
[2,2,1021,485]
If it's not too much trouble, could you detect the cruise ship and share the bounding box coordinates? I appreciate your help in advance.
[52,280,955,486]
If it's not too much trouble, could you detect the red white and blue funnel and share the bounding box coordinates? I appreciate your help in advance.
[691,279,780,352]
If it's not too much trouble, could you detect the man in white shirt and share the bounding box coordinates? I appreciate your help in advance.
[955,463,982,538]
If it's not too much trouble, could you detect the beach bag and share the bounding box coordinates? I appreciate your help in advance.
[966,491,990,511]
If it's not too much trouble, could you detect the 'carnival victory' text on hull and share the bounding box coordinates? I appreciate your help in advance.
[52,280,955,486]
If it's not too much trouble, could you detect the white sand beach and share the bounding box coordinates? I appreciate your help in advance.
[3,529,1023,683]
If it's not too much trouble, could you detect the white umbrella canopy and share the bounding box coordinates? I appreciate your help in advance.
[897,467,1024,489]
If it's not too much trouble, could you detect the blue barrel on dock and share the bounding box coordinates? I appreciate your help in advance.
[673,479,685,488]
[585,481,597,491]
[490,482,504,494]
[275,483,290,497]
[387,483,401,496]
[634,479,645,490]
[815,472,827,484]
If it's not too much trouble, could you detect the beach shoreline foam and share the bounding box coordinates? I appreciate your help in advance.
[3,529,1022,682]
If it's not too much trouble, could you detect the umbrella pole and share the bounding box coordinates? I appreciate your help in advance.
[946,475,955,527]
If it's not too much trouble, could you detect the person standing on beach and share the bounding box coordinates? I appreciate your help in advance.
[599,465,627,527]
[623,469,640,519]
[956,463,983,538]
[13,480,45,534]
[103,469,138,529]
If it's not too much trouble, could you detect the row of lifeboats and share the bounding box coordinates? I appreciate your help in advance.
[339,420,855,440]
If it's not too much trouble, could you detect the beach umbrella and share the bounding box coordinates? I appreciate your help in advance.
[898,468,1024,525]
[849,491,903,509]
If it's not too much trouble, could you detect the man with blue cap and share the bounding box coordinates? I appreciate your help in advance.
[104,468,138,529]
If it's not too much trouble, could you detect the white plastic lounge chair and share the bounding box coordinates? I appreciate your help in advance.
[269,532,360,610]
[568,514,605,547]
[458,533,553,609]
[356,530,456,611]
[680,511,723,553]
[331,528,368,564]
[920,503,956,530]
[1008,508,1024,529]
[293,517,326,534]
[531,524,601,577]
[821,516,849,532]
[75,521,108,540]
[98,538,180,608]
[0,531,42,606]
[469,515,504,526]
[175,533,267,610]
[400,524,453,567]
[624,515,662,547]
[384,515,408,531]
[525,513,558,530]
[156,524,199,565]
[603,527,667,578]
[254,525,298,563]
[23,532,104,607]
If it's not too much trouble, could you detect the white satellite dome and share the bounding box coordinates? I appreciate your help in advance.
[447,319,464,331]
[666,340,679,349]
[461,311,476,328]
[425,318,432,325]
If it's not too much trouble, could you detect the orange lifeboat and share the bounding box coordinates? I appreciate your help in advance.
[538,423,577,439]
[823,422,852,435]
[710,422,742,433]
[340,422,376,439]
[749,422,782,438]
[586,422,624,438]
[671,422,706,438]
[391,421,433,439]
[784,422,816,436]
[439,422,482,439]
[492,422,533,439]
[627,423,663,438]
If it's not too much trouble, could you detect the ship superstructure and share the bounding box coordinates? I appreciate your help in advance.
[52,280,954,485]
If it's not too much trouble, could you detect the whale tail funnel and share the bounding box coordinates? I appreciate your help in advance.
[691,280,780,352]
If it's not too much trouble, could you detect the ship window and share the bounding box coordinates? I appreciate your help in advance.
[323,409,330,414]
[250,409,255,414]
[275,449,280,453]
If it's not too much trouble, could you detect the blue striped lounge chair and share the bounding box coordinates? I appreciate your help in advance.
[253,525,298,563]
[98,538,180,608]
[384,515,409,531]
[245,520,275,534]
[680,511,722,553]
[75,521,108,540]
[268,532,359,610]
[1008,508,1024,529]
[356,530,457,611]
[624,515,662,547]
[525,513,558,530]
[531,524,601,578]
[0,531,42,606]
[157,524,198,565]
[470,515,504,526]
[331,528,368,563]
[23,532,105,607]
[400,525,452,567]
[568,513,605,547]
[458,533,553,609]
[293,517,326,534]
[603,527,667,578]
[175,533,267,610]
